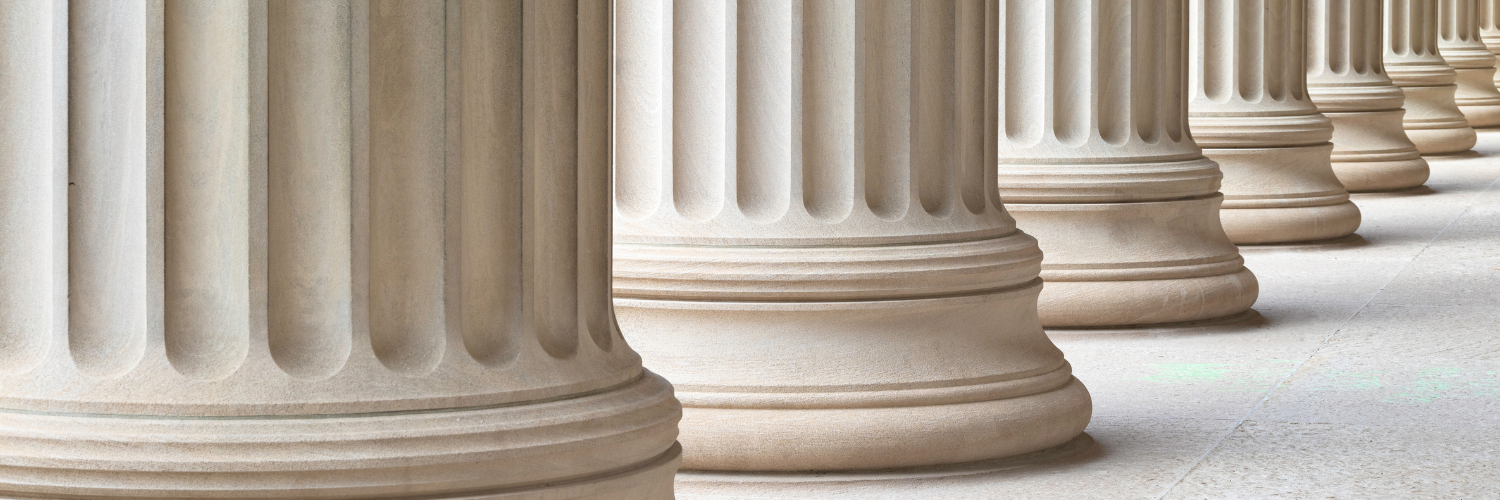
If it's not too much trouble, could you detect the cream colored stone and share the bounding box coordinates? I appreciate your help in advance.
[1388,0,1479,153]
[1307,0,1431,192]
[1478,0,1500,84]
[1440,0,1500,127]
[0,1,680,497]
[613,0,1091,473]
[997,0,1259,326]
[1188,0,1361,244]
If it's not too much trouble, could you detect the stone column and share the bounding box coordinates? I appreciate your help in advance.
[0,1,680,497]
[1307,0,1431,192]
[1480,0,1500,77]
[997,1,1259,326]
[1440,0,1500,126]
[1388,0,1478,153]
[614,0,1091,472]
[1188,0,1361,244]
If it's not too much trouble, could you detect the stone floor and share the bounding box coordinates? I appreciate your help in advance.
[677,131,1500,499]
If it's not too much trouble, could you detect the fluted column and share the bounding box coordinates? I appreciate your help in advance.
[614,0,1091,473]
[1480,0,1500,77]
[1307,0,1431,192]
[1440,0,1500,126]
[997,1,1259,326]
[0,1,680,497]
[1388,0,1478,153]
[1189,0,1361,244]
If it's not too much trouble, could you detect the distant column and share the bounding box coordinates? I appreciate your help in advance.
[1307,0,1431,192]
[1189,0,1361,244]
[998,0,1260,326]
[614,0,1091,472]
[1440,0,1500,126]
[1387,0,1477,153]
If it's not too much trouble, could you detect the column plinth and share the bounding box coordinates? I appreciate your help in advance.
[613,0,1091,472]
[997,1,1259,327]
[1440,0,1500,126]
[1188,0,1361,244]
[1388,0,1478,153]
[0,2,680,497]
[1307,0,1431,192]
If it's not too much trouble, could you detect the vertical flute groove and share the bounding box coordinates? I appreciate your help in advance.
[862,0,911,220]
[578,0,614,351]
[914,0,955,216]
[459,0,521,366]
[736,0,793,223]
[267,0,352,379]
[1000,0,1044,145]
[673,0,727,222]
[1099,0,1130,145]
[1052,0,1088,145]
[0,0,55,374]
[69,0,147,376]
[163,0,249,380]
[956,0,988,213]
[369,0,445,375]
[613,0,666,220]
[801,0,856,221]
[525,0,580,358]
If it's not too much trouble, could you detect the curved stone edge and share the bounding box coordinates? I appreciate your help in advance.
[1407,126,1480,154]
[675,378,1091,472]
[1332,157,1432,192]
[1038,268,1259,328]
[1221,201,1363,244]
[0,373,681,499]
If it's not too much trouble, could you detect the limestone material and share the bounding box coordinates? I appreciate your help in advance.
[1478,0,1500,86]
[1387,0,1479,153]
[1440,0,1500,127]
[1188,0,1361,244]
[997,0,1259,327]
[612,0,1091,472]
[0,1,680,497]
[1307,0,1432,192]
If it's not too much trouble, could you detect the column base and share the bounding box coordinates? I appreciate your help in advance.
[615,281,1091,472]
[1007,195,1259,328]
[0,373,682,499]
[1220,201,1363,244]
[1206,144,1361,244]
[672,432,1097,498]
[1458,103,1500,128]
[1323,109,1430,192]
[1454,67,1500,128]
[1399,84,1477,154]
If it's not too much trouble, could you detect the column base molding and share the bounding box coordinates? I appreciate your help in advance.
[0,374,681,499]
[1399,84,1478,154]
[1208,143,1362,244]
[1323,110,1430,192]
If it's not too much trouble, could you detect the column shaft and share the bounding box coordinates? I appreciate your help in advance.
[0,0,55,374]
[1189,0,1361,244]
[614,0,1091,473]
[1387,0,1477,153]
[1307,0,1431,192]
[997,0,1259,326]
[1440,0,1500,126]
[0,2,680,497]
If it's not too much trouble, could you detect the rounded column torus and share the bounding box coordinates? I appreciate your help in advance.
[1440,0,1500,126]
[0,1,681,498]
[1189,0,1361,244]
[1307,0,1431,192]
[1387,0,1478,153]
[613,0,1091,472]
[997,0,1259,327]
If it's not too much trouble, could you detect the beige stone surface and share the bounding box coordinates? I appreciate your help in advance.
[613,0,1090,473]
[1440,0,1500,127]
[0,1,680,497]
[672,128,1500,500]
[1388,0,1479,153]
[1189,0,1361,244]
[1307,0,1432,192]
[997,0,1258,327]
[1480,0,1500,86]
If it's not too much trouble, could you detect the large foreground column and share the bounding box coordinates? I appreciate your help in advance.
[1188,0,1361,244]
[1440,0,1500,126]
[613,0,1091,471]
[0,1,680,497]
[997,0,1259,326]
[1307,0,1431,192]
[1388,0,1477,153]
